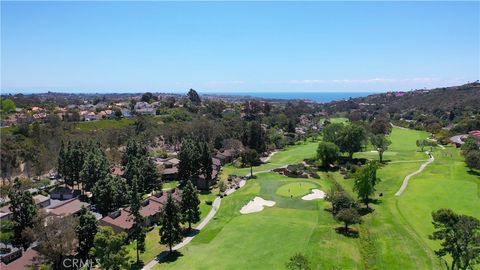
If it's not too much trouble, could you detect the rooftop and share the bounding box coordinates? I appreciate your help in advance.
[47,198,89,216]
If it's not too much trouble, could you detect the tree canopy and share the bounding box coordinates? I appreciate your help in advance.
[285,253,311,270]
[430,208,480,270]
[76,207,98,261]
[316,141,340,167]
[9,189,38,250]
[92,175,129,216]
[159,193,183,253]
[187,89,201,105]
[129,176,146,264]
[90,226,130,270]
[353,161,380,208]
[0,98,16,113]
[180,180,201,230]
[370,134,391,162]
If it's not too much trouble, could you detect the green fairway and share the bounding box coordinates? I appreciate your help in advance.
[154,173,362,270]
[350,127,479,269]
[276,181,317,197]
[320,117,348,124]
[74,118,135,131]
[219,140,318,180]
[398,146,480,258]
[148,126,478,270]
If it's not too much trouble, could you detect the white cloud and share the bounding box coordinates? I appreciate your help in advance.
[288,77,441,84]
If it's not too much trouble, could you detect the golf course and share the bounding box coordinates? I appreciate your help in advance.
[151,126,479,270]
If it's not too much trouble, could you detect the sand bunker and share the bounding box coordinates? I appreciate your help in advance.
[301,189,326,200]
[240,197,276,214]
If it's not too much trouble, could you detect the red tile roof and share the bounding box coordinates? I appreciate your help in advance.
[100,189,182,231]
[111,166,124,176]
[48,198,89,216]
[100,209,134,230]
[162,167,178,175]
[0,248,40,270]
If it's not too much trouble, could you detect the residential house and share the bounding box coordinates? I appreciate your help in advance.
[155,158,179,181]
[100,189,182,234]
[0,205,12,221]
[134,102,156,116]
[469,130,480,142]
[111,165,124,177]
[79,104,94,111]
[32,113,48,121]
[121,108,132,118]
[47,198,89,216]
[196,168,219,190]
[50,186,74,200]
[0,245,40,270]
[84,112,97,121]
[0,195,51,221]
[97,111,107,119]
[214,149,235,165]
[33,194,50,208]
[105,109,114,119]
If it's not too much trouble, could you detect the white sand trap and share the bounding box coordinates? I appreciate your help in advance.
[302,189,326,200]
[240,197,276,214]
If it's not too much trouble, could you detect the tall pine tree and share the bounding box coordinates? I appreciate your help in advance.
[122,139,160,193]
[80,147,110,194]
[178,139,199,184]
[92,175,129,216]
[57,141,66,179]
[76,207,98,260]
[129,176,146,264]
[159,193,183,253]
[199,142,213,187]
[180,181,201,230]
[9,190,38,250]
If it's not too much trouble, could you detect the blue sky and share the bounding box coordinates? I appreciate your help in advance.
[1,1,479,93]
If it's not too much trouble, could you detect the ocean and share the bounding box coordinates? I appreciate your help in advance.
[205,92,378,103]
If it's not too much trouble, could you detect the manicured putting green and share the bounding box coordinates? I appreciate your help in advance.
[276,182,317,197]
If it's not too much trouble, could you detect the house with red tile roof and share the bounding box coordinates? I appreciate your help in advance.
[155,158,180,180]
[0,246,41,270]
[214,148,236,165]
[469,130,480,141]
[47,198,89,216]
[100,189,182,234]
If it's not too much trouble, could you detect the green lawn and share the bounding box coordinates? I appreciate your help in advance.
[74,118,135,131]
[320,117,349,124]
[154,172,361,270]
[219,140,318,180]
[349,127,478,269]
[146,126,478,270]
[162,181,179,191]
[126,191,216,266]
[397,146,480,262]
[276,181,317,197]
[126,226,164,266]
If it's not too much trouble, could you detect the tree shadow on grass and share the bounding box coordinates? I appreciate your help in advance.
[158,250,184,264]
[199,190,212,195]
[467,169,480,177]
[370,198,382,205]
[358,207,375,216]
[182,228,200,237]
[130,260,145,270]
[335,227,359,238]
